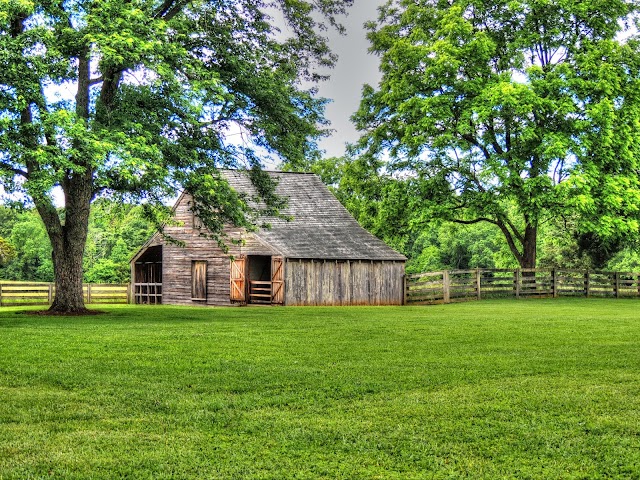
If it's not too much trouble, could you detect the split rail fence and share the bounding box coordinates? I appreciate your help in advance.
[0,282,130,307]
[405,268,640,305]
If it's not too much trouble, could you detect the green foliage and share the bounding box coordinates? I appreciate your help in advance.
[0,211,53,281]
[353,0,640,268]
[0,236,14,266]
[2,301,640,477]
[406,222,515,273]
[0,201,153,283]
[605,248,640,272]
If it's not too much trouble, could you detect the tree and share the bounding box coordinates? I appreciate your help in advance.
[353,0,640,269]
[0,0,352,313]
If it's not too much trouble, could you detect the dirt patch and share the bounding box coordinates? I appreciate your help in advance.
[16,309,107,316]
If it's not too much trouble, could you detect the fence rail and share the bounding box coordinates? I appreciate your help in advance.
[404,268,640,305]
[0,282,130,307]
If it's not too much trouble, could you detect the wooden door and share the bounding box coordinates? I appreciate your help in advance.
[192,261,207,300]
[230,256,246,303]
[271,256,284,305]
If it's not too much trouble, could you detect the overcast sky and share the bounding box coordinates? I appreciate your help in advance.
[314,0,385,158]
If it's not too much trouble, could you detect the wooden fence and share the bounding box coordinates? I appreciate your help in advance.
[405,268,640,305]
[0,282,130,307]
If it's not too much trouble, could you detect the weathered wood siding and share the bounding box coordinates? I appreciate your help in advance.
[284,259,405,306]
[160,194,277,306]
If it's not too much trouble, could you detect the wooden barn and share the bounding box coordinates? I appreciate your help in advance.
[131,170,406,306]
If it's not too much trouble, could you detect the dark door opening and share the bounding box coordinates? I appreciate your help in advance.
[248,255,272,304]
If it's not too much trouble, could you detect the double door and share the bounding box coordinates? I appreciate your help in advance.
[230,255,284,304]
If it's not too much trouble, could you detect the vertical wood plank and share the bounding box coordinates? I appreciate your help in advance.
[403,275,407,306]
[614,272,620,298]
[552,269,558,298]
[443,271,450,304]
[476,269,481,300]
[514,269,520,299]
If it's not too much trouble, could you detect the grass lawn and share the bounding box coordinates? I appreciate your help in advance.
[1,299,639,479]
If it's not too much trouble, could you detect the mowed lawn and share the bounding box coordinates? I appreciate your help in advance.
[1,300,640,479]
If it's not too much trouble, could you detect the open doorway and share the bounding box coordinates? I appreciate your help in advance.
[229,255,284,305]
[248,255,272,304]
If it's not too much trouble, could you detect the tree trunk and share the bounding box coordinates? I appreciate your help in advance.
[520,225,537,269]
[50,238,88,313]
[36,172,93,314]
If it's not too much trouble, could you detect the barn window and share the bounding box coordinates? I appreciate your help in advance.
[191,260,207,300]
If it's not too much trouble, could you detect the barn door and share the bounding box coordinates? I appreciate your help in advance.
[230,256,246,303]
[271,256,284,304]
[191,261,207,300]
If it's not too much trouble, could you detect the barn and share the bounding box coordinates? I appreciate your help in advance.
[131,170,406,306]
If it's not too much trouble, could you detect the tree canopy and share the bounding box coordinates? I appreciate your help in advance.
[353,0,640,268]
[0,0,352,312]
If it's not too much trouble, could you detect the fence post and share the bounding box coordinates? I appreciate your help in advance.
[442,271,450,304]
[584,270,590,297]
[0,284,2,307]
[614,272,620,299]
[48,283,53,304]
[87,284,92,304]
[476,269,481,300]
[552,269,558,298]
[514,269,521,299]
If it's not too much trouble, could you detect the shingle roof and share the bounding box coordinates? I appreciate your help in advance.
[222,170,406,261]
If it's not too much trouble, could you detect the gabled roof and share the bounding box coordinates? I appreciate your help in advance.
[223,170,406,261]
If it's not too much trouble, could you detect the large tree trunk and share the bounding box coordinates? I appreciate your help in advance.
[50,237,88,313]
[36,172,93,314]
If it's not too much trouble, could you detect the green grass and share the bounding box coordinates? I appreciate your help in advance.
[1,299,640,479]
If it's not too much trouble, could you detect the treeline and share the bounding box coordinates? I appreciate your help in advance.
[0,200,154,284]
[1,172,639,283]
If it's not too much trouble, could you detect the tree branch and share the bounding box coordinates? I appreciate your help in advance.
[461,133,492,160]
[495,220,524,264]
[0,161,28,179]
[487,120,504,156]
[76,46,91,119]
[501,216,525,244]
[450,217,499,226]
[155,0,190,21]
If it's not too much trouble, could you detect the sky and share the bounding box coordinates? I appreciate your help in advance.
[314,0,385,159]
